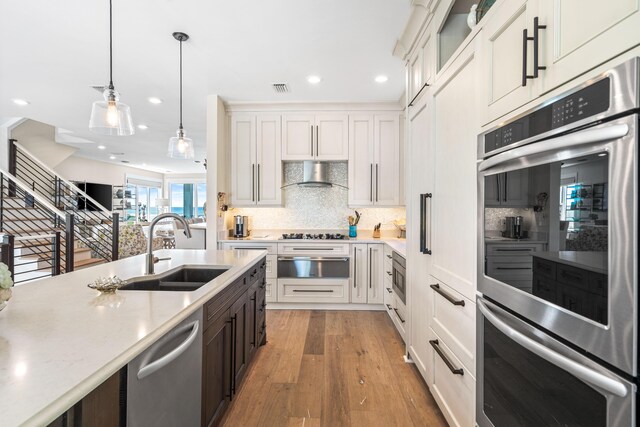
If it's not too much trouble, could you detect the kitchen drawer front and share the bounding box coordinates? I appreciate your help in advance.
[428,328,475,427]
[532,256,556,279]
[384,245,394,262]
[265,254,277,279]
[556,263,589,288]
[277,242,350,256]
[486,258,534,277]
[392,295,407,339]
[222,242,278,255]
[265,278,276,303]
[277,278,349,303]
[429,277,476,377]
[383,286,394,314]
[485,243,544,256]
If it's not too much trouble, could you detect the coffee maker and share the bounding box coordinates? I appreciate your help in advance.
[233,215,249,238]
[504,216,525,239]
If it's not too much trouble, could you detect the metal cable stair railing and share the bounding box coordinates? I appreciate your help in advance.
[9,139,119,263]
[0,171,71,282]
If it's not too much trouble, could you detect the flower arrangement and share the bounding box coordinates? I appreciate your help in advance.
[533,192,549,212]
[0,262,14,310]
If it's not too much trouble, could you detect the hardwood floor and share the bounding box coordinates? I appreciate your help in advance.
[222,310,447,427]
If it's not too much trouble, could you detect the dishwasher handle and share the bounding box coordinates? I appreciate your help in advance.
[137,320,200,380]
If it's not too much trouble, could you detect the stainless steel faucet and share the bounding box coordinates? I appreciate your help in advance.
[147,213,192,275]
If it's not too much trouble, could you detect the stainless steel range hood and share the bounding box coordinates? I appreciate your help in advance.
[297,161,332,187]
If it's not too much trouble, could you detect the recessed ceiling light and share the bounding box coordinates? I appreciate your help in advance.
[137,124,149,130]
[375,75,389,83]
[97,145,106,150]
[307,75,322,84]
[109,155,116,160]
[12,99,30,106]
[148,97,163,104]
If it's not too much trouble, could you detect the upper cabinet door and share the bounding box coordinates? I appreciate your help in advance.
[231,115,257,207]
[282,115,314,160]
[540,0,640,92]
[374,114,400,206]
[482,0,540,124]
[348,115,374,207]
[256,115,282,206]
[315,114,349,160]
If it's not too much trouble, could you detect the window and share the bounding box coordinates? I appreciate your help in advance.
[169,182,207,219]
[125,177,163,222]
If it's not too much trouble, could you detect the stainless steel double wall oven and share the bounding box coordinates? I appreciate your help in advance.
[477,59,639,426]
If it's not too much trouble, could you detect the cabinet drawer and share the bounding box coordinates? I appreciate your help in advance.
[277,242,349,256]
[265,278,276,303]
[277,278,349,303]
[532,274,558,304]
[556,263,589,290]
[392,295,407,339]
[384,245,394,262]
[222,242,278,254]
[429,278,475,377]
[428,329,475,427]
[204,274,247,328]
[486,259,533,279]
[383,285,394,312]
[486,244,544,255]
[532,257,556,279]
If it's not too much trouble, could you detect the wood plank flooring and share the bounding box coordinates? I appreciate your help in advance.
[222,310,447,427]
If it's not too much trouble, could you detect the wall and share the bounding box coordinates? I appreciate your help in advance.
[54,155,164,185]
[230,162,406,231]
[10,119,77,169]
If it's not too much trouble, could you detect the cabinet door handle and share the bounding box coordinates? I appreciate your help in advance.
[353,248,357,288]
[316,125,319,157]
[522,28,530,87]
[503,172,508,202]
[532,17,547,78]
[430,284,465,306]
[292,289,334,293]
[393,308,406,323]
[430,339,464,375]
[226,319,233,399]
[496,174,501,202]
[257,164,260,202]
[310,125,314,156]
[376,164,379,202]
[369,247,372,289]
[370,164,373,202]
[419,193,433,255]
[251,164,256,202]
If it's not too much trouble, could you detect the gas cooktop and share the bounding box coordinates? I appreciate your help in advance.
[280,233,349,240]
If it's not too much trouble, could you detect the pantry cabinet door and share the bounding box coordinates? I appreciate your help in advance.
[541,0,640,92]
[367,244,385,304]
[256,115,282,206]
[374,114,400,206]
[348,115,374,207]
[230,115,256,206]
[431,43,478,301]
[315,114,349,160]
[282,115,314,160]
[482,0,539,124]
[351,244,368,303]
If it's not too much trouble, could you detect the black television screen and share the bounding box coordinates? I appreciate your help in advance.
[78,182,113,211]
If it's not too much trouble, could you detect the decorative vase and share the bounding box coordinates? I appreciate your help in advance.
[467,4,478,29]
[349,225,357,238]
[535,211,544,226]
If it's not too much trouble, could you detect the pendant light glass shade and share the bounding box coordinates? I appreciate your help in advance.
[89,87,134,135]
[89,0,134,136]
[168,128,194,159]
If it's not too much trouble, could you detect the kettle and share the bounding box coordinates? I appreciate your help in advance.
[234,215,249,238]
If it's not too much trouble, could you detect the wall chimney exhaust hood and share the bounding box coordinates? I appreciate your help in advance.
[298,161,332,187]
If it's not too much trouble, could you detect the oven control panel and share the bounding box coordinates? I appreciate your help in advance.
[484,77,611,156]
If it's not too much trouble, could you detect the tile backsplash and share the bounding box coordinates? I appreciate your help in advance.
[228,162,405,230]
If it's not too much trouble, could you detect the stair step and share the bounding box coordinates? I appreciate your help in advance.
[74,258,105,269]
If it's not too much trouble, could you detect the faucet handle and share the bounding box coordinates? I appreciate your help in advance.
[153,256,171,264]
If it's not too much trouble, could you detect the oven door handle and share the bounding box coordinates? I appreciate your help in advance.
[277,257,349,262]
[479,124,629,172]
[478,299,627,397]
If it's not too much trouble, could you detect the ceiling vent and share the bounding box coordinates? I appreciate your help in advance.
[272,83,290,93]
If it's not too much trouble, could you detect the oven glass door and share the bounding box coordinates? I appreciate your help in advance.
[477,298,634,427]
[478,115,637,375]
[392,261,406,303]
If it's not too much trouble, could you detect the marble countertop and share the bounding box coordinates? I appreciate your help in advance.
[0,249,265,427]
[532,251,608,274]
[219,230,407,257]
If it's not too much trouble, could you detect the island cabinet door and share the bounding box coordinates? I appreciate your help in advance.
[230,291,250,394]
[202,309,232,427]
[247,283,259,360]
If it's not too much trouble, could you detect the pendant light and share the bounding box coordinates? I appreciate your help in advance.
[168,32,194,159]
[89,0,134,136]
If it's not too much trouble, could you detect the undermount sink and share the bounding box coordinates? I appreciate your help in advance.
[120,266,230,292]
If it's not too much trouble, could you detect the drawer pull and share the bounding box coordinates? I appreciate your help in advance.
[430,284,465,307]
[386,287,392,294]
[496,267,532,271]
[386,254,392,259]
[386,271,392,276]
[429,339,464,376]
[393,308,406,323]
[494,248,533,252]
[386,304,392,310]
[292,289,334,293]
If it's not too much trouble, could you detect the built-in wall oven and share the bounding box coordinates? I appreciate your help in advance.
[477,58,639,426]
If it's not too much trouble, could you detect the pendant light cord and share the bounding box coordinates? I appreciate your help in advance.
[179,39,183,130]
[108,0,114,90]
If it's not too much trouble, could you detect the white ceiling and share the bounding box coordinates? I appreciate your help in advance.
[0,0,410,173]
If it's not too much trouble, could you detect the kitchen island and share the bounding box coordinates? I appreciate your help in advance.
[0,249,266,427]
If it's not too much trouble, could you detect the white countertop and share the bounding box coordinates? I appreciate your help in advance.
[0,249,265,427]
[532,251,608,274]
[219,230,407,257]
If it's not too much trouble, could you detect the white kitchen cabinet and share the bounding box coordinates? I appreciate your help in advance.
[431,40,478,302]
[540,0,640,93]
[482,0,540,124]
[351,243,384,304]
[277,278,350,303]
[348,114,401,207]
[230,114,282,207]
[484,169,530,208]
[281,114,348,161]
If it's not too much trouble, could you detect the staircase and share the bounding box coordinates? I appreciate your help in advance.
[1,139,119,283]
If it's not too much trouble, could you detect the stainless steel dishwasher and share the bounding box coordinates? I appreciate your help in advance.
[127,308,202,427]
